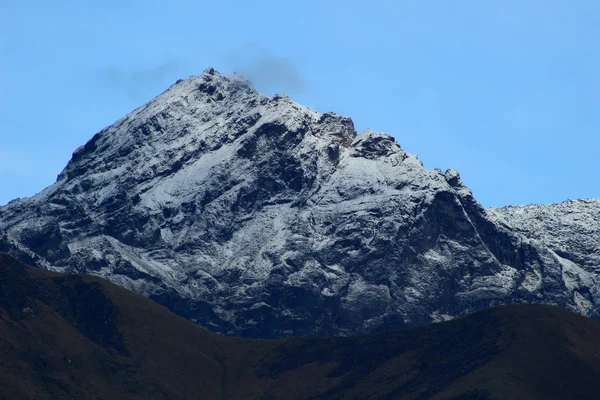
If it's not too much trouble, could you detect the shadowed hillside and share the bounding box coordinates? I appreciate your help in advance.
[1,252,599,399]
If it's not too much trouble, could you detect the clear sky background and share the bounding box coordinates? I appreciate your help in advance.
[1,0,599,207]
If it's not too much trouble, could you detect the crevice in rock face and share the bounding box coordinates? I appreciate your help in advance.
[443,172,527,271]
[456,192,526,270]
[18,224,70,264]
[447,179,573,310]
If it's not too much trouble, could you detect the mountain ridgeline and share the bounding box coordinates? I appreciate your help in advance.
[1,68,599,338]
[2,253,600,400]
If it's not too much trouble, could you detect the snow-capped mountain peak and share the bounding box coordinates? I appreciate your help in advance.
[1,69,598,337]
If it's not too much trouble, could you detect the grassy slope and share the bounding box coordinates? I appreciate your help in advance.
[1,253,599,399]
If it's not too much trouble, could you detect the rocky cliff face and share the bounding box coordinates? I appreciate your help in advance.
[489,200,600,270]
[488,200,600,315]
[1,68,598,337]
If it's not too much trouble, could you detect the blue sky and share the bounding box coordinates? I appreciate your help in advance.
[1,0,599,207]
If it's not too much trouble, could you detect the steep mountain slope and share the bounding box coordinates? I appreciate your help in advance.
[1,68,598,337]
[488,199,600,316]
[2,253,600,400]
[489,199,600,271]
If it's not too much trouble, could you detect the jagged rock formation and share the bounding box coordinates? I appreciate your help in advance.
[488,200,600,315]
[1,68,598,337]
[489,200,600,271]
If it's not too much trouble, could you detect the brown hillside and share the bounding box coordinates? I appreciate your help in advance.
[1,253,599,399]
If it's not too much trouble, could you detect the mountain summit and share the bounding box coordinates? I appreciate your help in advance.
[1,68,598,337]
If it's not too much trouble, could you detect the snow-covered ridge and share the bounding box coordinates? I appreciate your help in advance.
[1,68,599,337]
[489,199,600,271]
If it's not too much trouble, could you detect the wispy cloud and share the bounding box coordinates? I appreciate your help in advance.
[97,59,185,98]
[221,43,307,94]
